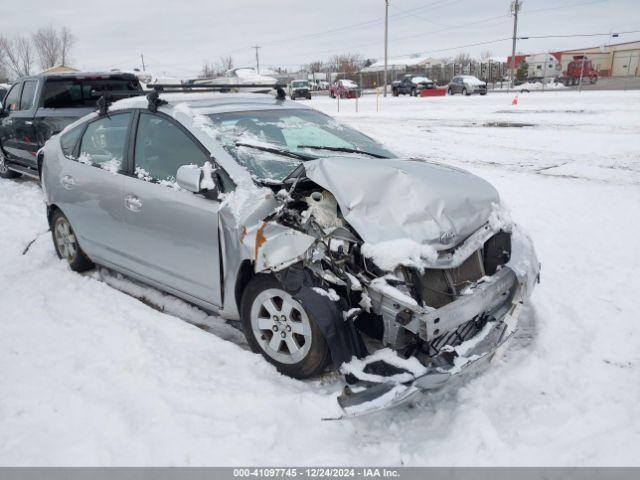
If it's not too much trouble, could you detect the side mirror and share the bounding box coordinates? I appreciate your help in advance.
[176,164,219,197]
[176,164,203,193]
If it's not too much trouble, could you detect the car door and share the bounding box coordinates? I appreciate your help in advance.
[55,112,133,267]
[0,80,39,167]
[120,111,223,307]
[450,77,459,93]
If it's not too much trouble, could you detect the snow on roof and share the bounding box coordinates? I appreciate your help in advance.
[361,56,441,72]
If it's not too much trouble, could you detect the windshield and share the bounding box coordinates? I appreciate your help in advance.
[206,109,395,183]
[292,81,308,88]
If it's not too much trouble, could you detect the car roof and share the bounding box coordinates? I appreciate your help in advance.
[21,71,139,82]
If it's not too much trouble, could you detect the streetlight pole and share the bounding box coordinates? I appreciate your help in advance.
[383,0,389,97]
[509,0,522,93]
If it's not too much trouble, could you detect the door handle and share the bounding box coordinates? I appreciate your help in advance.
[124,194,142,212]
[60,175,75,190]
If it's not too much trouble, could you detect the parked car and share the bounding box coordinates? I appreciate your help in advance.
[448,75,487,96]
[329,79,361,99]
[288,80,312,100]
[0,72,142,179]
[391,75,435,96]
[40,90,539,416]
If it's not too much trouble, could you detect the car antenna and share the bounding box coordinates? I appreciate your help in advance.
[147,89,168,113]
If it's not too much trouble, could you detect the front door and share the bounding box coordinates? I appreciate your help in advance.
[1,81,39,167]
[121,111,222,307]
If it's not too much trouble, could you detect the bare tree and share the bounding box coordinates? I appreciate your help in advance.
[326,53,364,73]
[32,26,62,70]
[199,56,234,78]
[199,61,216,79]
[215,56,234,74]
[306,60,323,73]
[454,52,472,66]
[0,35,34,78]
[480,50,493,61]
[60,27,76,65]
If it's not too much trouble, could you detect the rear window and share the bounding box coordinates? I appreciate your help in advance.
[60,125,84,158]
[42,78,142,109]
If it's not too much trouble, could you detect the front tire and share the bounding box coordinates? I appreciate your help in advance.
[51,209,94,272]
[463,87,469,96]
[448,87,453,95]
[241,274,330,379]
[0,148,20,179]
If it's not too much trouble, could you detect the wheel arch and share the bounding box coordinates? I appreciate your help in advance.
[234,259,255,315]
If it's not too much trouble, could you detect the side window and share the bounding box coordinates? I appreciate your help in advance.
[60,125,84,158]
[79,113,132,172]
[3,84,21,112]
[19,81,38,110]
[134,113,209,183]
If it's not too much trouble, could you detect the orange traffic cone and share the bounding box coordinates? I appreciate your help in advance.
[512,95,519,106]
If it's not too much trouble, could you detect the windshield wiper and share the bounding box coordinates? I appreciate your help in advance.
[297,145,389,159]
[236,142,317,161]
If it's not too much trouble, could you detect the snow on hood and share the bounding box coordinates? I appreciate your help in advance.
[302,156,500,253]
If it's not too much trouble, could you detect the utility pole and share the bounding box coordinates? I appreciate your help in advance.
[140,54,146,72]
[252,45,261,74]
[383,0,389,97]
[509,0,522,92]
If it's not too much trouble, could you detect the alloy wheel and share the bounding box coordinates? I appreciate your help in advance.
[250,288,313,365]
[54,216,78,262]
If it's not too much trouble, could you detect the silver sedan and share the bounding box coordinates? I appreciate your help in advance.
[40,92,539,416]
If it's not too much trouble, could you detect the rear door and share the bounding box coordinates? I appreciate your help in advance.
[56,112,133,266]
[120,111,223,307]
[0,80,39,167]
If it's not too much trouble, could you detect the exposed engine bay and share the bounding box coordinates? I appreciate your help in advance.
[234,157,541,418]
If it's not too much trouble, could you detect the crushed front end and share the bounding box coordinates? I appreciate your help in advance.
[235,157,540,418]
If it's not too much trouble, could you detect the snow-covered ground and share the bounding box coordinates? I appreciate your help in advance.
[1,90,639,466]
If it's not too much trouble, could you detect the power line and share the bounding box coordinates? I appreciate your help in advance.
[519,30,640,40]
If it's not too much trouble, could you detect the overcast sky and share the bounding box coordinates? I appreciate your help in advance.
[2,0,639,77]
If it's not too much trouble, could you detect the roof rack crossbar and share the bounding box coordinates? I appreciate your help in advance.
[150,82,287,100]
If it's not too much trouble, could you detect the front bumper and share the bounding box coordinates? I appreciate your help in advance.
[334,225,540,418]
[337,300,523,418]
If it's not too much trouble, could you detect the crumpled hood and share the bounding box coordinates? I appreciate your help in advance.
[302,156,500,250]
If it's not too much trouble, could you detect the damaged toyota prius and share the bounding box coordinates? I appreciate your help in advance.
[40,89,540,417]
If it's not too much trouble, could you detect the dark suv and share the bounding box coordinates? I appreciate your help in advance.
[391,75,435,96]
[0,72,142,179]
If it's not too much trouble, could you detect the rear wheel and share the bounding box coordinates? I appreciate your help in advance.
[463,87,469,96]
[51,210,94,272]
[448,87,453,95]
[241,274,330,379]
[0,148,20,179]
